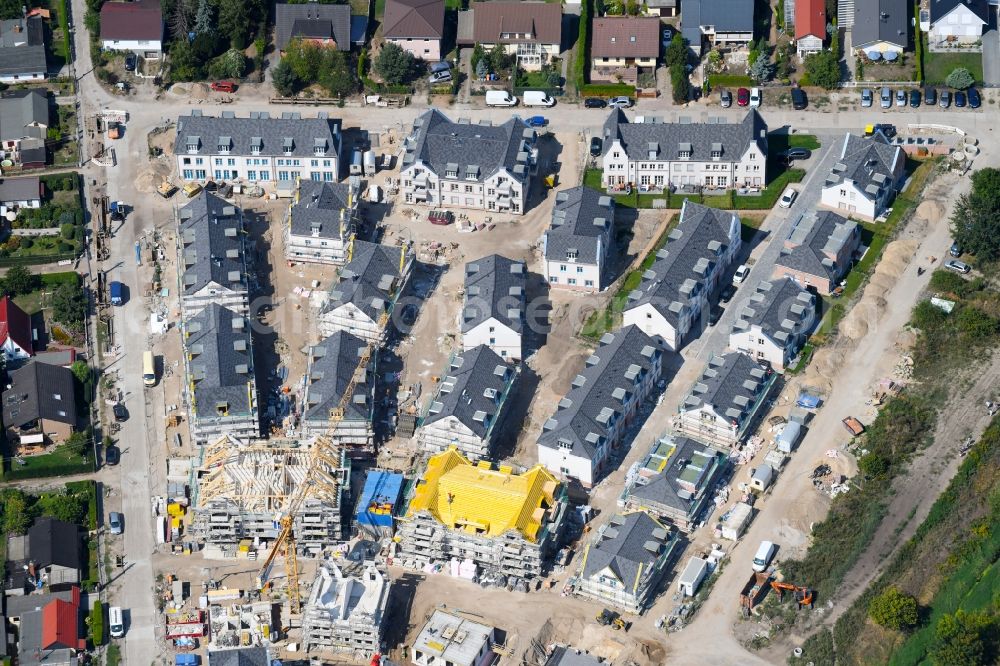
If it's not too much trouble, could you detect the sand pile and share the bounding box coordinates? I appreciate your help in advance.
[916,199,944,223]
[134,171,158,193]
[840,239,919,341]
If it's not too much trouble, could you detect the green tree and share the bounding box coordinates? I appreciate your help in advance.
[945,67,975,90]
[193,0,214,36]
[471,43,486,75]
[217,0,251,49]
[208,49,247,79]
[36,492,87,524]
[805,50,841,89]
[65,431,90,456]
[71,360,91,386]
[272,60,298,96]
[2,265,39,296]
[671,68,690,104]
[858,452,890,479]
[931,611,986,666]
[951,168,1000,261]
[868,587,919,630]
[604,0,624,14]
[625,0,639,15]
[317,49,357,97]
[748,56,775,83]
[1,489,34,535]
[52,282,87,329]
[957,307,998,339]
[374,42,414,85]
[169,38,205,82]
[665,34,688,70]
[488,43,511,73]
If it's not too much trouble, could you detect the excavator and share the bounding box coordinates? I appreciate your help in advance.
[770,581,814,609]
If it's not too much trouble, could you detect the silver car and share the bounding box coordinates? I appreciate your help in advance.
[861,88,873,107]
[880,87,892,108]
[895,89,906,107]
[945,259,970,274]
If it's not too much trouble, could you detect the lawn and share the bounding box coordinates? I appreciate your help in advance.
[2,442,94,481]
[767,133,821,152]
[923,41,984,85]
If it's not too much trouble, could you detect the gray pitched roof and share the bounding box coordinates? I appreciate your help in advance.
[289,180,356,240]
[326,240,410,322]
[403,108,536,184]
[853,0,909,49]
[462,254,525,334]
[930,0,989,23]
[775,209,858,281]
[208,648,271,666]
[825,133,901,202]
[303,331,372,424]
[546,647,605,666]
[383,0,445,39]
[603,108,767,162]
[626,200,739,325]
[537,325,661,459]
[732,278,816,346]
[26,517,81,570]
[184,304,256,420]
[179,191,246,297]
[628,437,725,514]
[582,512,670,588]
[0,175,40,202]
[0,89,47,143]
[2,360,77,429]
[545,186,615,265]
[0,16,46,78]
[275,3,351,51]
[174,111,341,161]
[682,352,769,424]
[682,0,756,49]
[422,345,515,438]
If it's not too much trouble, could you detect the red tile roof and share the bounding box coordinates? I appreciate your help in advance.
[795,0,826,40]
[591,17,661,59]
[471,2,562,45]
[100,0,163,42]
[384,0,445,40]
[0,295,33,356]
[42,587,84,651]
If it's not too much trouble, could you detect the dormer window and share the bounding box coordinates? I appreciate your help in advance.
[283,137,294,155]
[566,249,577,260]
[218,136,231,154]
[186,136,200,154]
[250,137,262,155]
[445,162,458,179]
[678,142,692,159]
[711,142,722,159]
[680,150,691,158]
[314,138,327,156]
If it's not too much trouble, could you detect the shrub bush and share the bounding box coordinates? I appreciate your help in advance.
[90,600,104,645]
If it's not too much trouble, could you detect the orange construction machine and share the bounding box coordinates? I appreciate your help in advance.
[771,581,814,609]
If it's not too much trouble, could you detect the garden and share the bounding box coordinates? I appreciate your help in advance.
[0,173,84,264]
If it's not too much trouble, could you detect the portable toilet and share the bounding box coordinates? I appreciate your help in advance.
[776,421,802,453]
[751,464,774,492]
[677,557,709,597]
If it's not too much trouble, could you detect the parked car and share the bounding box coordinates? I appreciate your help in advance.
[752,541,777,572]
[782,148,812,161]
[733,264,751,284]
[720,89,732,108]
[428,210,454,225]
[590,136,603,156]
[880,87,892,108]
[109,512,124,535]
[894,89,906,107]
[105,445,120,466]
[749,87,761,108]
[791,87,807,110]
[719,284,736,303]
[525,115,547,128]
[607,96,632,108]
[923,87,937,105]
[662,26,675,44]
[945,259,971,274]
[584,97,607,108]
[124,53,137,72]
[968,87,981,108]
[909,89,921,108]
[939,90,951,108]
[949,242,962,257]
[429,60,452,74]
[737,87,750,107]
[954,90,967,108]
[429,70,452,84]
[778,187,797,208]
[210,81,237,93]
[860,88,873,107]
[113,403,129,422]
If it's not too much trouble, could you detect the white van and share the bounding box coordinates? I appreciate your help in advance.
[485,90,518,106]
[522,90,556,107]
[752,541,776,572]
[109,606,125,638]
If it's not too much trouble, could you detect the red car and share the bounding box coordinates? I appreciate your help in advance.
[210,81,237,93]
[428,209,454,225]
[737,87,750,107]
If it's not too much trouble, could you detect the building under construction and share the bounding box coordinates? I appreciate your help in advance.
[396,448,569,580]
[301,561,389,657]
[191,435,349,551]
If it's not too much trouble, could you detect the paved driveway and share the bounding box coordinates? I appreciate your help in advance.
[983,16,1000,86]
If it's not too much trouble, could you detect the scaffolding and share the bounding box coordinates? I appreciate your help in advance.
[191,435,349,550]
[301,561,389,657]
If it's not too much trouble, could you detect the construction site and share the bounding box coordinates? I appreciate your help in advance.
[301,561,390,658]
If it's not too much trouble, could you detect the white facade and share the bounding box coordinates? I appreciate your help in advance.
[417,415,487,460]
[624,302,685,351]
[318,302,381,342]
[178,153,338,186]
[402,163,529,214]
[537,444,599,487]
[0,337,30,361]
[101,37,162,56]
[796,34,823,57]
[544,259,603,292]
[925,4,987,44]
[462,316,520,360]
[601,140,765,190]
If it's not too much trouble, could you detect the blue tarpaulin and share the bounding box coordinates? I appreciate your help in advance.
[796,392,821,409]
[176,655,199,666]
[356,470,404,536]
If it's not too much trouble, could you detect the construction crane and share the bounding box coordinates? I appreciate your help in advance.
[256,306,392,614]
[770,581,814,609]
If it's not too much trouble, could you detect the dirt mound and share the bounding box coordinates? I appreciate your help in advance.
[189,83,210,99]
[916,199,944,223]
[134,171,158,193]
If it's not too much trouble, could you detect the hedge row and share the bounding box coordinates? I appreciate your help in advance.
[41,271,81,288]
[2,457,94,481]
[0,252,77,268]
[91,600,104,646]
[707,74,754,88]
[573,0,591,90]
[580,84,637,98]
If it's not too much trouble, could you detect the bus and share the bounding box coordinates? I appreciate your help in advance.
[143,351,156,387]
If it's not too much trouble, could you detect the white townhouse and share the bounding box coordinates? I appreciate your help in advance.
[729,278,817,372]
[174,110,342,188]
[543,187,615,293]
[537,325,663,488]
[920,0,989,48]
[176,192,249,319]
[600,109,768,191]
[416,345,518,461]
[317,241,414,343]
[623,201,741,351]
[285,179,359,265]
[462,254,525,361]
[400,109,538,215]
[820,132,905,221]
[676,352,773,448]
